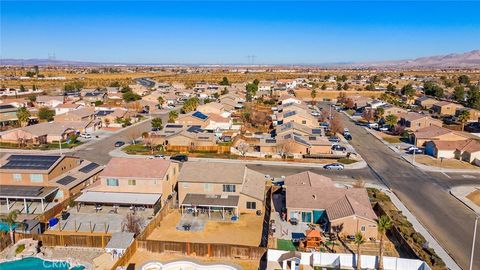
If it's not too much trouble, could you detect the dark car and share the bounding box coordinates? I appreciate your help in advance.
[170,154,188,162]
[332,145,346,151]
[344,133,352,140]
[408,149,423,155]
[328,136,341,143]
[114,141,125,147]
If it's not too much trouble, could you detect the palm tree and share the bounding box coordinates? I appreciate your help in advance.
[311,89,317,105]
[377,215,393,270]
[157,96,165,108]
[354,232,365,270]
[168,110,179,123]
[458,110,470,131]
[1,210,20,244]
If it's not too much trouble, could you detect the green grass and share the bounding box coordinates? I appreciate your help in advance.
[346,109,355,116]
[15,244,25,255]
[277,239,296,251]
[338,158,357,165]
[383,137,402,144]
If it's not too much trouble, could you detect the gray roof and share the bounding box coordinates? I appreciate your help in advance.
[106,232,135,250]
[178,162,246,184]
[76,191,161,205]
[181,193,240,207]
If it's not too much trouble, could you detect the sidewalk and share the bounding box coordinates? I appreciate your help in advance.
[109,147,368,169]
[366,184,462,270]
[450,185,480,214]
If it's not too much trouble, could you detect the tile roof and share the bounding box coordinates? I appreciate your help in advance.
[414,125,454,138]
[100,157,171,179]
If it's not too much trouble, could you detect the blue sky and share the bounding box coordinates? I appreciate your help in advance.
[1,1,479,64]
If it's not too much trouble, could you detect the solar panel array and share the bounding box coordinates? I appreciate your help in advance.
[283,111,296,118]
[79,162,99,173]
[1,155,61,170]
[312,129,322,135]
[294,136,309,146]
[0,185,44,197]
[56,175,77,186]
[192,111,208,120]
[165,124,184,128]
[265,139,277,144]
[187,125,203,133]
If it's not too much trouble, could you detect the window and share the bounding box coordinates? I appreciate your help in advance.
[302,120,307,124]
[301,211,312,223]
[13,174,22,182]
[29,174,43,183]
[128,179,136,186]
[204,183,212,192]
[223,184,236,192]
[107,178,119,186]
[246,201,256,209]
[361,225,366,232]
[166,174,170,181]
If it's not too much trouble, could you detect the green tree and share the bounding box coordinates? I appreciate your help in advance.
[452,86,465,102]
[337,83,342,90]
[321,84,327,90]
[458,110,470,131]
[151,117,163,130]
[157,96,165,107]
[17,107,30,127]
[220,87,229,95]
[467,85,480,109]
[375,107,385,121]
[1,210,20,244]
[109,81,121,87]
[38,107,55,121]
[385,114,398,127]
[343,83,349,90]
[219,77,230,86]
[253,78,260,85]
[182,97,200,113]
[386,83,396,93]
[377,215,393,270]
[123,91,141,102]
[32,84,37,91]
[340,75,348,82]
[400,84,415,97]
[94,100,103,106]
[458,75,470,85]
[354,232,365,270]
[310,89,317,104]
[121,86,132,93]
[19,85,26,92]
[423,81,444,98]
[365,83,375,91]
[168,110,179,123]
[33,65,39,76]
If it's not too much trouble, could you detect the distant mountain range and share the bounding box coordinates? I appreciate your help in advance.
[1,50,479,68]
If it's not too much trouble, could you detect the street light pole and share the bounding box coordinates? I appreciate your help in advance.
[412,137,416,165]
[469,215,479,270]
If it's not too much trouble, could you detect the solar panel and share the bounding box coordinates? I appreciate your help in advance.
[166,124,183,128]
[56,175,77,186]
[187,126,203,133]
[284,134,292,139]
[308,136,317,141]
[1,155,61,170]
[0,185,44,197]
[284,111,296,118]
[312,129,322,134]
[266,139,277,144]
[79,163,99,173]
[294,136,309,145]
[192,111,208,120]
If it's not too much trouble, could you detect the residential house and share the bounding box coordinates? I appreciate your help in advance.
[54,107,96,122]
[278,110,318,128]
[197,102,225,115]
[76,157,179,209]
[414,96,438,109]
[205,113,232,132]
[276,132,332,157]
[149,124,217,151]
[425,139,480,166]
[412,125,469,147]
[399,112,443,132]
[36,96,64,108]
[432,101,463,116]
[285,171,377,239]
[380,104,407,117]
[83,91,106,104]
[0,104,18,125]
[0,122,78,144]
[456,107,480,122]
[0,154,102,214]
[176,111,211,128]
[54,103,84,115]
[178,162,266,217]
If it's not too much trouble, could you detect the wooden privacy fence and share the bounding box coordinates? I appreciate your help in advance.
[38,193,81,223]
[110,239,138,270]
[137,240,266,260]
[15,232,111,248]
[0,232,12,252]
[137,198,173,240]
[166,145,230,153]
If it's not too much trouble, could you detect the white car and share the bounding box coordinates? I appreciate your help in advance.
[368,123,379,129]
[80,133,92,139]
[343,128,349,132]
[323,163,345,170]
[406,146,419,152]
[379,126,389,132]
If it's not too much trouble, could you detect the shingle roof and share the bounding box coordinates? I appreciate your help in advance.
[178,162,246,184]
[414,125,453,138]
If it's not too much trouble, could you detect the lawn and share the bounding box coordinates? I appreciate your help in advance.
[383,136,402,144]
[276,239,296,251]
[0,141,83,150]
[337,158,358,165]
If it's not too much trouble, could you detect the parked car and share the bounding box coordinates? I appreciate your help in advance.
[343,128,349,132]
[368,123,379,129]
[154,154,165,159]
[408,148,423,155]
[323,163,345,170]
[320,122,329,127]
[332,145,346,151]
[328,136,341,143]
[114,141,125,147]
[80,133,92,139]
[406,146,419,152]
[378,126,389,132]
[170,154,188,162]
[343,132,352,140]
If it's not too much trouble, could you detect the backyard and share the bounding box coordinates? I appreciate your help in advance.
[147,211,264,246]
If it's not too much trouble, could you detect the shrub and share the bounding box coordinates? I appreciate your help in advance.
[338,157,357,164]
[15,244,25,254]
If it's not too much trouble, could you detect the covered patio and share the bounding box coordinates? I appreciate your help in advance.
[0,185,59,214]
[75,191,162,211]
[180,194,240,221]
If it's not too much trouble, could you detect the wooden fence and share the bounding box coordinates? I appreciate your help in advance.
[137,197,174,240]
[137,239,266,260]
[38,193,81,223]
[15,232,111,248]
[166,145,230,153]
[0,232,12,252]
[110,239,138,270]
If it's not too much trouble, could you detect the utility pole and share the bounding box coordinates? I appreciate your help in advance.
[470,215,479,270]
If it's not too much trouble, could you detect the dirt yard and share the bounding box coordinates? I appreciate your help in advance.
[467,189,480,207]
[148,211,264,246]
[127,250,260,270]
[415,155,480,170]
[294,89,383,100]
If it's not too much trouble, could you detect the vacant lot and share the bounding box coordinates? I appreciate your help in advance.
[148,211,264,246]
[467,189,480,207]
[295,89,383,100]
[415,155,480,170]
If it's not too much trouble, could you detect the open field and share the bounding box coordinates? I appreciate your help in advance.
[148,211,264,246]
[295,89,384,100]
[467,189,480,207]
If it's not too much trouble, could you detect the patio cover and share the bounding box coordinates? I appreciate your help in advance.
[181,193,239,208]
[0,185,58,200]
[75,191,161,205]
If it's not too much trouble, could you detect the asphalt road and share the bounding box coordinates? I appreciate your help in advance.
[319,102,480,270]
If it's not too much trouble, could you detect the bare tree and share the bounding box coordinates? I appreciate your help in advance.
[237,141,249,158]
[362,109,375,123]
[329,117,343,135]
[250,111,269,127]
[143,135,158,154]
[104,118,111,128]
[121,213,144,236]
[126,129,142,144]
[277,140,295,159]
